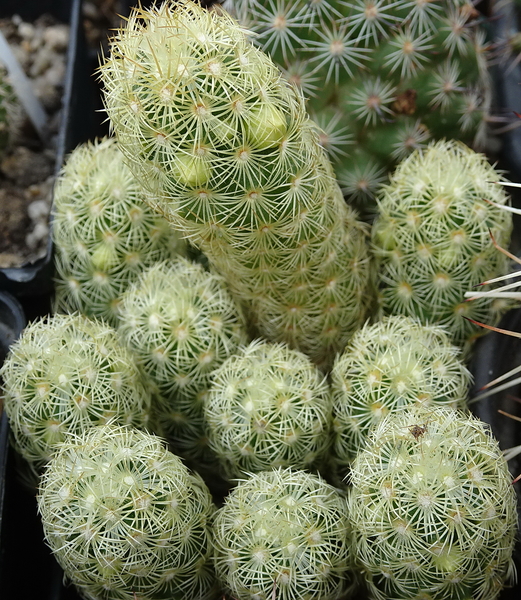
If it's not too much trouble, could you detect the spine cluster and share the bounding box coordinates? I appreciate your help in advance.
[117,257,248,467]
[100,0,373,367]
[330,314,471,476]
[38,423,218,600]
[348,405,518,600]
[203,339,332,479]
[0,312,152,476]
[52,137,187,327]
[371,139,513,352]
[212,467,353,600]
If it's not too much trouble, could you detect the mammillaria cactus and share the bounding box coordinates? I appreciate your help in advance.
[38,423,218,600]
[330,315,471,475]
[203,339,332,479]
[0,312,152,476]
[117,257,247,467]
[99,0,373,368]
[348,405,518,600]
[226,0,490,214]
[371,139,513,352]
[52,136,187,327]
[212,467,353,600]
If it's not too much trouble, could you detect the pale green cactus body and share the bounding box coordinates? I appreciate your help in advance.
[0,312,152,476]
[348,405,518,600]
[52,137,187,327]
[203,339,332,478]
[330,315,471,476]
[117,257,248,466]
[213,467,353,600]
[226,0,491,215]
[37,423,218,600]
[100,0,373,368]
[371,140,513,352]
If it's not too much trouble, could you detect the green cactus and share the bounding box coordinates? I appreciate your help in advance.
[226,0,491,215]
[117,257,248,468]
[0,66,23,155]
[52,136,187,327]
[99,0,374,368]
[37,423,218,600]
[0,312,152,477]
[371,139,513,352]
[348,405,518,600]
[203,339,332,479]
[212,467,354,600]
[330,315,471,477]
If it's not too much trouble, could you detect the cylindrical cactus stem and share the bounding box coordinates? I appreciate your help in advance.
[52,136,187,327]
[371,139,513,353]
[0,312,152,478]
[0,66,24,156]
[330,315,471,479]
[203,339,333,479]
[117,257,248,468]
[38,423,219,600]
[99,0,374,368]
[348,405,518,600]
[212,467,354,600]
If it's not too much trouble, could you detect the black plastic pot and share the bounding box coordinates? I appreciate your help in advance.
[0,0,92,318]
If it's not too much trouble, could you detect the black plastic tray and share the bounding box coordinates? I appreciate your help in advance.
[0,0,92,312]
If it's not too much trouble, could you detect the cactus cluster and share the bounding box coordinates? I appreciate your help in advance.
[330,315,471,475]
[117,257,247,465]
[0,312,152,476]
[226,0,491,214]
[212,467,353,600]
[203,339,332,479]
[99,0,374,367]
[348,405,518,600]
[37,423,218,600]
[52,136,187,327]
[371,139,513,351]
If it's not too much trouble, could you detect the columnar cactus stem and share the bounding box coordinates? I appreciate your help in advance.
[99,0,374,368]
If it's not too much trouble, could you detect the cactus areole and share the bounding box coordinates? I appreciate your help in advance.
[100,0,373,367]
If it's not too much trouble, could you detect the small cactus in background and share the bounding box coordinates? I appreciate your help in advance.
[348,405,518,600]
[0,66,23,156]
[99,0,374,368]
[330,315,471,476]
[226,0,491,215]
[203,339,332,479]
[117,257,248,468]
[212,467,354,600]
[52,137,187,327]
[0,312,152,477]
[371,139,513,352]
[38,423,218,600]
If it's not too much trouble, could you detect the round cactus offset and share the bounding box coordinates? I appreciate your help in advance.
[203,339,333,479]
[371,139,513,353]
[38,423,218,600]
[0,312,152,476]
[226,0,491,215]
[117,257,248,467]
[52,136,187,327]
[99,0,374,368]
[213,467,354,600]
[348,405,518,600]
[330,314,471,476]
